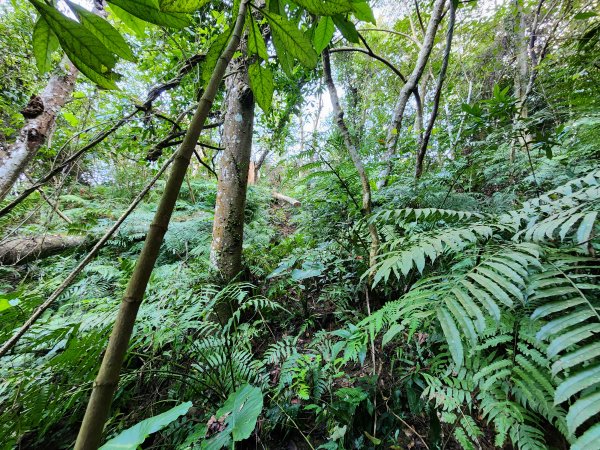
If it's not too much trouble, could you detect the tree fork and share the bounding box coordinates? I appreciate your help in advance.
[73,2,249,448]
[415,1,456,179]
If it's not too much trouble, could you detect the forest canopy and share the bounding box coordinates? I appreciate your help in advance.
[0,0,599,449]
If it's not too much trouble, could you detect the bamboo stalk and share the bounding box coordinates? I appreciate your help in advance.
[73,2,249,448]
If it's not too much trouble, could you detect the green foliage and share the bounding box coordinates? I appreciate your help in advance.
[100,402,193,450]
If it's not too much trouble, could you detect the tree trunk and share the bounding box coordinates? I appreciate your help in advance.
[511,0,531,162]
[377,0,446,188]
[0,62,78,200]
[210,55,255,287]
[323,49,379,270]
[416,1,456,179]
[0,234,89,265]
[74,2,249,448]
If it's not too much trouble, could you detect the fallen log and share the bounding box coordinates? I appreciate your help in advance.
[272,192,301,207]
[0,235,90,265]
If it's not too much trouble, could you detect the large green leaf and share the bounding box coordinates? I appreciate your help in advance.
[332,14,359,43]
[247,14,269,61]
[249,62,274,113]
[66,1,136,62]
[30,0,116,73]
[32,17,60,74]
[202,385,263,449]
[291,0,354,15]
[107,0,192,28]
[108,3,147,37]
[265,12,318,68]
[66,50,120,90]
[351,1,376,24]
[159,0,210,12]
[100,402,192,449]
[313,16,334,54]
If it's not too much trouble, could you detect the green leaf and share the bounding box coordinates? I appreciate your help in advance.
[571,423,600,450]
[351,1,376,24]
[566,390,600,434]
[201,27,233,86]
[62,111,80,127]
[552,341,600,375]
[30,0,116,73]
[33,17,59,74]
[332,14,359,43]
[265,12,318,68]
[66,1,135,62]
[159,0,209,12]
[66,50,120,90]
[576,211,597,244]
[313,16,334,54]
[202,385,263,448]
[247,14,269,61]
[100,402,192,449]
[547,323,600,358]
[108,3,147,37]
[291,0,354,15]
[555,364,600,404]
[249,62,274,113]
[437,307,463,367]
[107,0,192,28]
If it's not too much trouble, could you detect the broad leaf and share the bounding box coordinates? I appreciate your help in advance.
[202,385,263,448]
[352,1,376,24]
[247,14,269,61]
[332,14,359,43]
[100,402,192,449]
[291,0,354,15]
[107,0,192,28]
[30,0,116,73]
[249,62,274,113]
[66,1,136,62]
[265,12,318,68]
[32,17,60,74]
[159,0,210,13]
[108,3,147,37]
[313,16,334,54]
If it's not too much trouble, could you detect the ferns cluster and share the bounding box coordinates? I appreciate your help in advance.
[347,169,600,449]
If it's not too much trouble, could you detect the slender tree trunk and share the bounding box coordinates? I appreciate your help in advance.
[511,0,531,162]
[323,49,379,270]
[210,53,255,301]
[0,62,78,200]
[74,3,249,448]
[416,1,456,179]
[377,0,446,188]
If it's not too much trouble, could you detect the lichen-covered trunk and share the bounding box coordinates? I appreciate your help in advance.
[210,58,254,293]
[0,62,78,200]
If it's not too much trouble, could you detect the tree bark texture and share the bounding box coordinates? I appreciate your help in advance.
[415,1,456,179]
[323,50,379,270]
[210,55,255,286]
[378,0,446,188]
[0,62,78,200]
[0,234,89,265]
[74,2,249,448]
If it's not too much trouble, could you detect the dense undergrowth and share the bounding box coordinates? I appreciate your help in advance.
[1,113,599,449]
[1,0,599,449]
